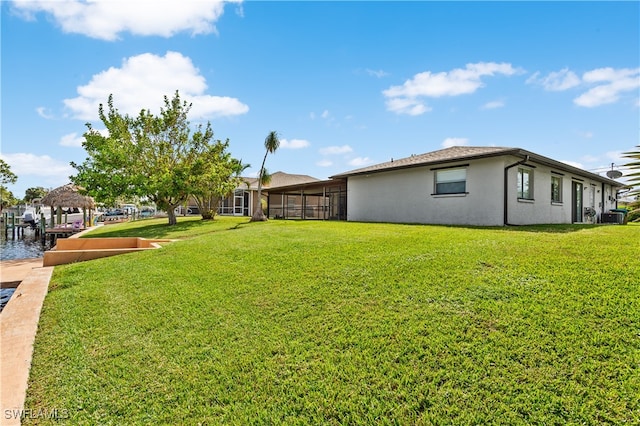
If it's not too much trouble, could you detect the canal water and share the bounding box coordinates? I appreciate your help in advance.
[1,230,52,312]
[1,229,51,261]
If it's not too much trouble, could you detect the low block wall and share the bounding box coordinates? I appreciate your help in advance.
[43,238,171,267]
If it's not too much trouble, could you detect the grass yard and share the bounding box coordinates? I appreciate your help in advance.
[24,217,640,424]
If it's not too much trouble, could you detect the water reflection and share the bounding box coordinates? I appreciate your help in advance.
[0,230,52,260]
[1,288,16,312]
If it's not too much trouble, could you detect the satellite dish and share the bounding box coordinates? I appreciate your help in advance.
[606,170,623,179]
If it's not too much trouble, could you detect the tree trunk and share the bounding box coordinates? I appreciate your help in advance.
[167,207,178,225]
[251,192,267,221]
[251,208,266,221]
[194,195,219,220]
[250,150,269,222]
[200,208,216,220]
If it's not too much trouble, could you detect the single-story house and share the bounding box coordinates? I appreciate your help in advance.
[266,178,347,220]
[180,172,323,217]
[327,146,625,226]
[218,171,321,217]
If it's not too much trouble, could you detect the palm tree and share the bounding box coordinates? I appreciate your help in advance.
[623,144,640,198]
[251,130,280,221]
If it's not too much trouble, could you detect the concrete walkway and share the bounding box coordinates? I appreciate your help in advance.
[1,258,53,426]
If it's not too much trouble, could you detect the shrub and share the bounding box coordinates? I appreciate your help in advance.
[627,208,640,222]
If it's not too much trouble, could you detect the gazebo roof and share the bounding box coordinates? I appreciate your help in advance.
[40,184,95,209]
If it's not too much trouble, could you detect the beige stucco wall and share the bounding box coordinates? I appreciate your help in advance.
[43,238,169,266]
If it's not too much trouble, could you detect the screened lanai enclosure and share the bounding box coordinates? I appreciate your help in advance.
[218,189,250,216]
[267,179,347,220]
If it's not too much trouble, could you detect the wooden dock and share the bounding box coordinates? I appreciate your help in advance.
[43,226,86,245]
[3,212,87,245]
[2,213,43,239]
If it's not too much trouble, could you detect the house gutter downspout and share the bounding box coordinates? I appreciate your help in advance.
[503,155,530,226]
[601,182,605,222]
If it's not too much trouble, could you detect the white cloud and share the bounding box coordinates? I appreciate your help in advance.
[366,68,389,78]
[481,100,505,110]
[574,67,640,107]
[348,157,374,167]
[579,149,634,169]
[385,62,520,98]
[581,154,599,163]
[526,68,580,91]
[63,51,249,121]
[383,62,521,115]
[321,110,330,119]
[579,131,594,139]
[59,132,84,148]
[385,97,430,116]
[319,145,353,155]
[1,152,74,178]
[582,67,637,83]
[10,0,240,41]
[36,107,54,119]
[316,159,333,167]
[605,150,627,164]
[560,160,586,170]
[528,67,639,108]
[280,138,310,149]
[442,138,469,148]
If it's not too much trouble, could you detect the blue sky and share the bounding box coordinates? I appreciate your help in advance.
[2,1,639,199]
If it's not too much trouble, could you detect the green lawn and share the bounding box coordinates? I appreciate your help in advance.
[24,218,640,424]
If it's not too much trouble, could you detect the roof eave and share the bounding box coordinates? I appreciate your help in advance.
[331,148,625,187]
[330,148,522,179]
[518,149,625,187]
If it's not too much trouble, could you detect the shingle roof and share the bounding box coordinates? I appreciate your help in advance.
[331,146,517,178]
[330,145,623,186]
[243,171,320,190]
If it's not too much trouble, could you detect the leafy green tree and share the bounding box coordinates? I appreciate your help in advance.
[0,159,17,186]
[0,187,17,212]
[190,140,248,220]
[24,186,48,203]
[0,159,18,212]
[623,144,640,198]
[72,91,242,225]
[251,130,280,222]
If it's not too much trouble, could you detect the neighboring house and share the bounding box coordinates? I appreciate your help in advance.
[328,146,625,226]
[180,171,320,217]
[266,178,348,220]
[218,171,320,217]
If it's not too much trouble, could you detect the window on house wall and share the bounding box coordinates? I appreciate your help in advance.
[551,175,562,203]
[517,168,533,199]
[435,168,466,194]
[589,185,596,208]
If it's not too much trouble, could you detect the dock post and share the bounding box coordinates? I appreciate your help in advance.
[11,213,16,239]
[41,213,46,244]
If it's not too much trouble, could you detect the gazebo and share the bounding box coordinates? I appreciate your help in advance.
[40,184,95,228]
